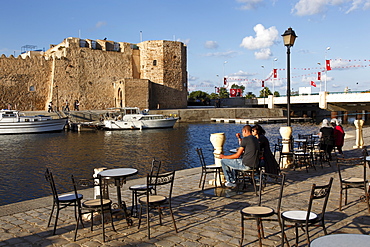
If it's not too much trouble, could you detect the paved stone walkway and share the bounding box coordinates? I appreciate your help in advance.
[1,127,370,246]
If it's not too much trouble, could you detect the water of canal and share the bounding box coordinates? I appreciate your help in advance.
[0,122,354,206]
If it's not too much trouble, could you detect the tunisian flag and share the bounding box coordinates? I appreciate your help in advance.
[318,72,321,80]
[311,81,317,87]
[273,69,277,78]
[224,77,227,85]
[326,60,331,71]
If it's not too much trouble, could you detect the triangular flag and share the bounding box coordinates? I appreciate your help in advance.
[311,81,317,87]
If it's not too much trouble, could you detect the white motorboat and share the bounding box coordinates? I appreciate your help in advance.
[0,110,68,134]
[102,107,178,130]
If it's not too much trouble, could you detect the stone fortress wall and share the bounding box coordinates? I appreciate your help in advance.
[0,37,188,111]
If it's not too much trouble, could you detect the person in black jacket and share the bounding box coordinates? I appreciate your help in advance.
[319,119,334,160]
[251,124,280,175]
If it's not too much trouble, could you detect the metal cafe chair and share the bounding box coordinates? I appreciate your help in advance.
[196,148,223,190]
[129,158,161,216]
[281,177,333,246]
[336,155,370,213]
[44,168,83,235]
[234,168,259,195]
[240,172,286,247]
[137,171,178,239]
[71,174,116,242]
[293,137,315,172]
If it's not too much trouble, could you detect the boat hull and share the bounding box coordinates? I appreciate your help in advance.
[103,118,178,130]
[0,118,68,134]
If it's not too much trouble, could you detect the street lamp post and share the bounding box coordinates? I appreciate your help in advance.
[272,58,278,94]
[324,47,330,92]
[280,27,297,169]
[55,85,59,112]
[282,27,297,126]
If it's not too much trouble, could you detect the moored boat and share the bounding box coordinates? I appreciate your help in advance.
[102,107,178,130]
[0,110,68,134]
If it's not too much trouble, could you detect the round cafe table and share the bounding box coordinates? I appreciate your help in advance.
[99,168,138,225]
[310,234,370,247]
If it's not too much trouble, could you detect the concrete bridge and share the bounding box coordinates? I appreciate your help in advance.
[257,91,370,112]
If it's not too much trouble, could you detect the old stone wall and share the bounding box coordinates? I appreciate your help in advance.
[138,40,187,109]
[0,54,51,110]
[0,37,188,111]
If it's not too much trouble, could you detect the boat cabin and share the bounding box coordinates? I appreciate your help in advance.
[0,110,52,123]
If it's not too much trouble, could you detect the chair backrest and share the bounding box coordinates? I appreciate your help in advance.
[149,158,162,194]
[258,172,286,214]
[196,148,207,169]
[298,134,312,140]
[336,156,366,182]
[45,168,59,203]
[363,147,369,157]
[306,177,333,222]
[147,171,176,202]
[72,175,107,216]
[273,139,282,158]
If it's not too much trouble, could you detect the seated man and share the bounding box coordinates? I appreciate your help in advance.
[219,125,260,187]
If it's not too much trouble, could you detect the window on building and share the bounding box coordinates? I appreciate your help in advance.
[153,60,157,66]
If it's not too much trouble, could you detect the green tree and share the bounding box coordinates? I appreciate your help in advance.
[259,87,272,98]
[245,92,256,99]
[273,91,280,97]
[230,84,245,95]
[209,93,219,99]
[188,90,209,101]
[218,87,229,98]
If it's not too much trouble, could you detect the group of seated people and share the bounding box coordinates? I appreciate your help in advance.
[219,124,279,188]
[219,119,345,188]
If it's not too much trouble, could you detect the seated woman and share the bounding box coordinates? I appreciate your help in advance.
[319,119,334,160]
[251,124,280,175]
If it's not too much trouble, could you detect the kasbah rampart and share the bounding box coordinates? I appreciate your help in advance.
[0,37,188,111]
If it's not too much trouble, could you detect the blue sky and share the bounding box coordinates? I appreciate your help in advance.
[1,0,370,96]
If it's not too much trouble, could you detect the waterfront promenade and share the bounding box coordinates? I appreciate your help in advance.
[1,127,370,246]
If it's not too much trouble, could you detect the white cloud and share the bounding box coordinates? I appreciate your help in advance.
[177,38,190,45]
[204,41,219,49]
[188,75,198,81]
[292,0,370,16]
[254,48,272,60]
[331,83,341,88]
[201,50,239,58]
[95,21,107,28]
[240,24,279,50]
[230,70,256,77]
[236,0,264,10]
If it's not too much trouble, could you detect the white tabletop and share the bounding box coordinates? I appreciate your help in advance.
[99,168,138,178]
[310,234,370,247]
[366,156,370,161]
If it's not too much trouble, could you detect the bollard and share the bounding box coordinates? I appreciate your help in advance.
[279,126,294,168]
[93,167,107,199]
[353,119,365,148]
[210,133,226,185]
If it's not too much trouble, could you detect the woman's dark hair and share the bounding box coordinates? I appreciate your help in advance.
[252,124,266,135]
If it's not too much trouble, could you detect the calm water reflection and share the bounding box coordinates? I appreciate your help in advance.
[0,122,353,206]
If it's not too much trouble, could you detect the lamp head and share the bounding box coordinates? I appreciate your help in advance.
[282,27,297,47]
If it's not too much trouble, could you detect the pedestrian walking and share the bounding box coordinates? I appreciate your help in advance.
[48,102,53,113]
[74,100,80,111]
[64,100,70,111]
